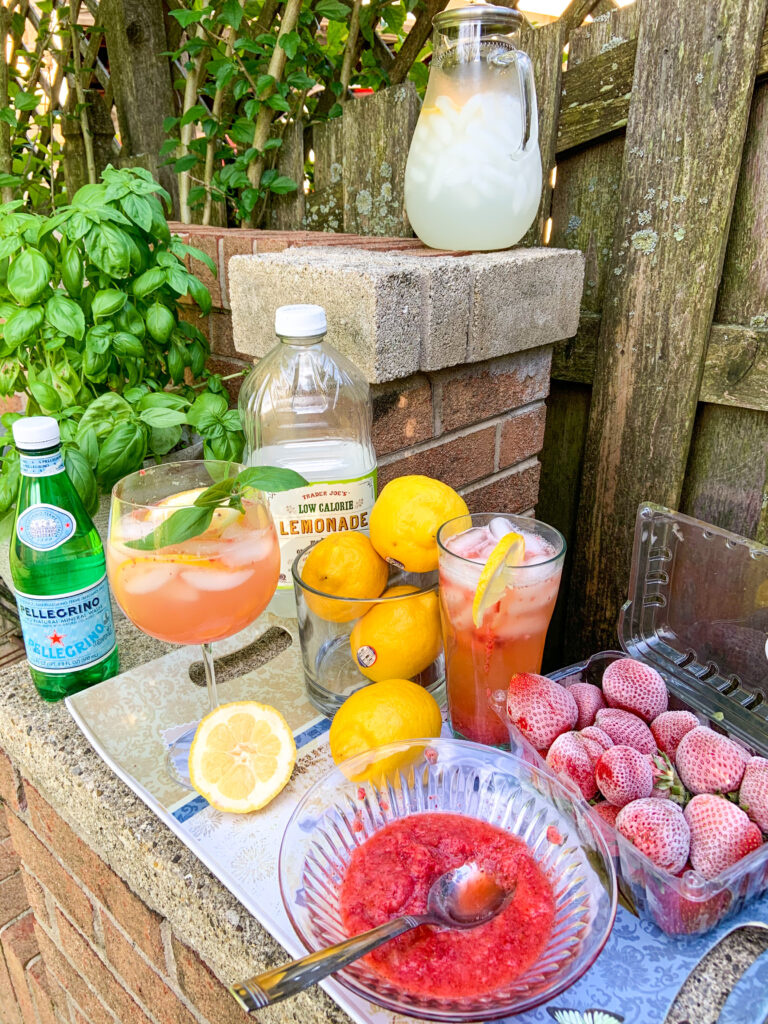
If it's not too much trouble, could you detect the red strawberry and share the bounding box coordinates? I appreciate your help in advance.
[684,794,762,879]
[616,797,691,874]
[601,657,668,722]
[546,732,596,800]
[566,681,605,729]
[675,727,748,795]
[578,726,613,766]
[595,745,654,807]
[739,757,768,833]
[593,801,621,827]
[506,673,578,751]
[651,710,699,759]
[594,707,656,754]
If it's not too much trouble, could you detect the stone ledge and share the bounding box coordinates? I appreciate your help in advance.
[229,246,585,383]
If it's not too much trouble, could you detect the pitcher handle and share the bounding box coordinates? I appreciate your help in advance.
[515,50,538,152]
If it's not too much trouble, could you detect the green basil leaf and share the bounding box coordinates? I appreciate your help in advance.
[188,339,206,378]
[96,420,148,490]
[45,292,85,339]
[132,267,166,299]
[148,423,182,456]
[7,249,51,306]
[113,331,145,357]
[125,504,214,551]
[0,237,21,261]
[0,358,20,396]
[121,193,153,232]
[64,447,99,516]
[187,275,211,315]
[194,475,238,505]
[77,425,100,468]
[85,323,112,354]
[164,265,190,296]
[138,406,188,428]
[92,288,127,320]
[236,466,307,493]
[2,304,44,348]
[167,342,185,384]
[137,391,189,412]
[67,211,93,241]
[88,222,132,279]
[186,391,228,431]
[116,300,146,339]
[146,302,175,343]
[83,348,111,382]
[28,378,61,413]
[206,431,243,462]
[221,408,241,431]
[78,392,134,438]
[61,244,84,297]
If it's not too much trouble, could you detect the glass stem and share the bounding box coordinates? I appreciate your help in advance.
[200,642,219,712]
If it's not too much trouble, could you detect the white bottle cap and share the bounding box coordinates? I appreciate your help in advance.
[12,416,60,450]
[274,304,327,338]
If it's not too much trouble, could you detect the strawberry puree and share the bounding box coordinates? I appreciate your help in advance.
[339,813,555,998]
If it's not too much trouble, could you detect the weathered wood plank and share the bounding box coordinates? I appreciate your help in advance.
[266,120,306,230]
[520,19,567,245]
[557,37,637,153]
[342,83,419,236]
[567,0,768,659]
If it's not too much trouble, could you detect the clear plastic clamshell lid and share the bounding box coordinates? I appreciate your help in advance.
[619,503,768,756]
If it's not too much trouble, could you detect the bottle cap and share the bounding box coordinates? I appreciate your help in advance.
[11,416,60,450]
[274,304,327,338]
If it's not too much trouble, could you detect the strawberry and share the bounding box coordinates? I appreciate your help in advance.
[675,727,748,795]
[650,710,699,759]
[684,794,762,879]
[595,745,654,807]
[739,756,768,833]
[579,726,614,767]
[506,673,578,751]
[616,797,691,874]
[594,707,656,754]
[546,732,596,801]
[593,801,621,827]
[566,681,605,729]
[601,657,668,722]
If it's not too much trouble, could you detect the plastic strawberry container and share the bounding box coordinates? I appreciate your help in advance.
[492,503,768,936]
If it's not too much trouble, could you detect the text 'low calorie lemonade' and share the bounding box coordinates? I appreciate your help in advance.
[107,489,280,646]
[438,516,563,746]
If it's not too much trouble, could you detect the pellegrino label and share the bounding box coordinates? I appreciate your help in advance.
[19,451,66,477]
[268,469,377,589]
[15,575,117,673]
[16,504,76,551]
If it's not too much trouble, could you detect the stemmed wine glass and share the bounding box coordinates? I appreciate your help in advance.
[106,460,282,787]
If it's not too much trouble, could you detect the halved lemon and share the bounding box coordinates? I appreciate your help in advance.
[188,701,296,813]
[471,531,525,627]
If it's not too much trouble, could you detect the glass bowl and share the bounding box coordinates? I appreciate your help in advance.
[279,737,617,1020]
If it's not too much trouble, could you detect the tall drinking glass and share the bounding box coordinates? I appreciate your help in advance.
[106,461,280,786]
[437,513,565,746]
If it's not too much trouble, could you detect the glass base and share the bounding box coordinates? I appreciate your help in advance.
[165,725,199,790]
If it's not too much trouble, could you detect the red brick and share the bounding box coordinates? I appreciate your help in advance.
[101,916,195,1024]
[463,461,542,515]
[0,840,19,884]
[0,754,23,814]
[379,426,496,491]
[208,309,236,357]
[34,924,113,1024]
[20,874,49,932]
[372,375,434,457]
[185,231,222,309]
[0,876,28,931]
[5,814,93,941]
[498,404,547,469]
[0,939,21,1024]
[26,959,56,1024]
[53,911,153,1024]
[205,355,251,407]
[0,818,10,843]
[1,913,38,1024]
[172,936,249,1024]
[24,789,164,971]
[437,351,551,432]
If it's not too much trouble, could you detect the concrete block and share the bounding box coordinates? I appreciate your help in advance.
[466,248,585,362]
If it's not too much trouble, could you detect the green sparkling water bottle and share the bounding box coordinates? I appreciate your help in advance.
[10,416,118,700]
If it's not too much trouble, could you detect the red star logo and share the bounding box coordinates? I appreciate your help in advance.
[48,631,64,645]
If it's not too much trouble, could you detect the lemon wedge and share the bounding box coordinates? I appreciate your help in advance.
[188,702,296,813]
[471,532,525,627]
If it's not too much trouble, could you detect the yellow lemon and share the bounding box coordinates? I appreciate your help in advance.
[349,584,441,682]
[301,531,388,622]
[329,678,442,781]
[369,475,469,573]
[188,701,296,813]
[472,530,525,627]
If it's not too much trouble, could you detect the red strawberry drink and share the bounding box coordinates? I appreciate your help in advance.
[437,514,565,745]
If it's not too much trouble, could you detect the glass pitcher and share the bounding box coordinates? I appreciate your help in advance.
[404,4,541,252]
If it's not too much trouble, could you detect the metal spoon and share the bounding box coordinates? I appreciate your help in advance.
[230,861,514,1012]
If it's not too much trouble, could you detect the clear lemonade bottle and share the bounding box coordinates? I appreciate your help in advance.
[10,417,119,700]
[239,304,377,616]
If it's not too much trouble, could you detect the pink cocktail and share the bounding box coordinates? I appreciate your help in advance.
[437,514,565,746]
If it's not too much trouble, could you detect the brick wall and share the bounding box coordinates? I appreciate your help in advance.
[0,751,251,1024]
[174,224,553,513]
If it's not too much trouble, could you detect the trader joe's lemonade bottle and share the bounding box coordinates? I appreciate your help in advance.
[239,305,377,616]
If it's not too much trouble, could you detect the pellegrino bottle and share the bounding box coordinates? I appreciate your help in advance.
[10,417,118,700]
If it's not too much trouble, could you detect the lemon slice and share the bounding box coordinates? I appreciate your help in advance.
[471,532,525,627]
[188,702,296,813]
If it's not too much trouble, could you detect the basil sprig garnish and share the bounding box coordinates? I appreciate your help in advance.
[125,466,308,550]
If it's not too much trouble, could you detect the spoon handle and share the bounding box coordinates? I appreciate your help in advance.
[230,915,425,1011]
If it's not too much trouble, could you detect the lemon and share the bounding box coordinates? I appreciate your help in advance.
[369,476,469,573]
[349,584,441,682]
[471,531,525,627]
[188,701,296,813]
[329,678,442,781]
[301,532,388,623]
